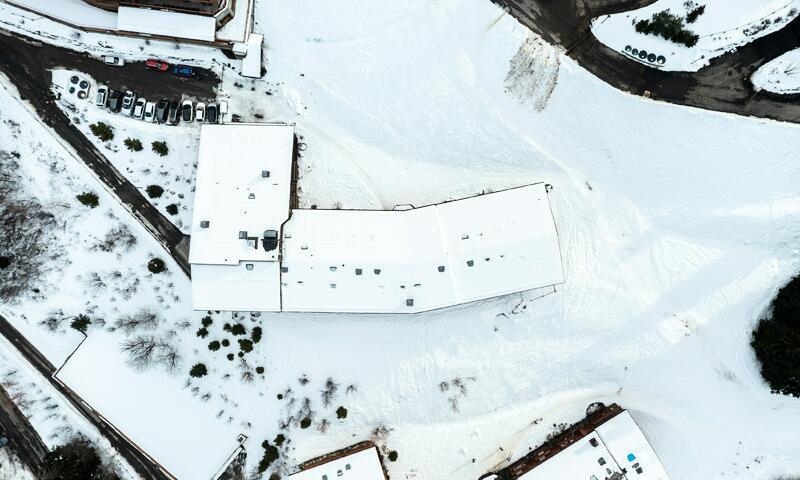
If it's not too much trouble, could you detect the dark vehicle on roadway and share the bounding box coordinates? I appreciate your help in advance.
[206,103,218,124]
[168,101,180,125]
[107,90,122,112]
[155,99,170,123]
[172,65,195,78]
[146,59,169,71]
[181,100,194,122]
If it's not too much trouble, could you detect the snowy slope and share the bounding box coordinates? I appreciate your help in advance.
[752,47,800,93]
[1,0,800,480]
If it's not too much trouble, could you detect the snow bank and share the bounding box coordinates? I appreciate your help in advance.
[752,47,800,93]
[592,0,799,71]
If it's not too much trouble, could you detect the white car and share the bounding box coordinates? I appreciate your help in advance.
[103,56,125,67]
[95,85,108,107]
[195,102,206,123]
[218,100,228,122]
[132,97,146,119]
[144,101,156,122]
[181,100,194,122]
[121,91,136,116]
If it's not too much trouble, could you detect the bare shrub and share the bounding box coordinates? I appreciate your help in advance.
[120,335,181,373]
[92,224,137,253]
[320,377,339,408]
[114,309,160,334]
[0,152,65,303]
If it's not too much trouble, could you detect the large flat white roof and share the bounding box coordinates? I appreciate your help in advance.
[289,446,385,480]
[281,184,564,313]
[117,6,216,42]
[519,411,671,480]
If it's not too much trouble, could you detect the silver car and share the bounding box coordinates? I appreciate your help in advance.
[95,85,108,107]
[121,91,136,116]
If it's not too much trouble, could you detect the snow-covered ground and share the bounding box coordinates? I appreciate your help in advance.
[593,0,799,71]
[1,0,800,480]
[0,449,34,480]
[752,47,800,93]
[51,69,201,232]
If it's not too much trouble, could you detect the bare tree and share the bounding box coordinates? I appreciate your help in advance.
[239,359,254,384]
[114,309,160,334]
[83,272,106,293]
[120,335,180,373]
[320,377,339,408]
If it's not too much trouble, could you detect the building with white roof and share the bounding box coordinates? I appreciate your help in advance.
[289,442,386,480]
[485,405,671,480]
[189,123,564,313]
[189,123,295,311]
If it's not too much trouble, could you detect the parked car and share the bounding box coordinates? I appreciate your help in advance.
[144,101,156,122]
[206,103,218,124]
[121,91,136,116]
[181,100,194,122]
[107,90,122,112]
[195,102,206,122]
[155,99,170,124]
[103,56,125,67]
[219,100,228,122]
[145,59,169,71]
[172,65,195,78]
[95,85,109,107]
[168,101,180,125]
[132,97,146,119]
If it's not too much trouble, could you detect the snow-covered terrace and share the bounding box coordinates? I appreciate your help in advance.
[189,123,564,313]
[516,410,671,480]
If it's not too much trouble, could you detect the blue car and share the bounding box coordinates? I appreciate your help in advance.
[172,65,195,78]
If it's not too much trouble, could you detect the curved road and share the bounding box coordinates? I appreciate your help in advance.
[497,0,800,123]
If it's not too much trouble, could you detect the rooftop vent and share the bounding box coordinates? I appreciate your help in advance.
[263,230,278,252]
[355,268,363,275]
[248,193,255,199]
[281,266,288,273]
[406,298,414,307]
[466,260,474,267]
[238,231,248,239]
[245,263,254,271]
[330,266,337,272]
[437,265,445,272]
[200,220,210,228]
[261,170,270,178]
[374,268,381,275]
[461,233,469,240]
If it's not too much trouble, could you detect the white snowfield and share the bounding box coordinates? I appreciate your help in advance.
[593,0,800,71]
[289,445,385,480]
[519,411,670,480]
[752,47,800,93]
[281,184,564,313]
[3,0,800,480]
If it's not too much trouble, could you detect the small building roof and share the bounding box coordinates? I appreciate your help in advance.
[117,6,217,42]
[518,410,671,480]
[289,445,385,480]
[241,33,263,78]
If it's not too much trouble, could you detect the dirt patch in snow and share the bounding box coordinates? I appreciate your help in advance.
[504,34,560,112]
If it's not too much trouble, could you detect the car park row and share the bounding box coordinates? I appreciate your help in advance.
[95,85,225,125]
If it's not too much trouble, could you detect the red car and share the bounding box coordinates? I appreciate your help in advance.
[145,59,169,71]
